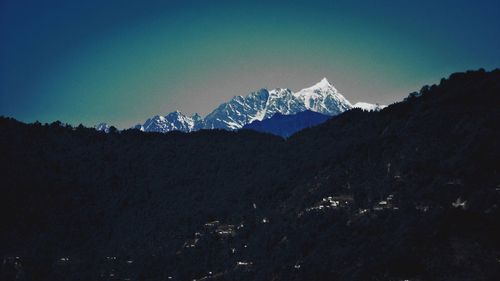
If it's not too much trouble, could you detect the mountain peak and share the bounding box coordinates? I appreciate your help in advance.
[169,110,182,115]
[297,77,337,94]
[290,77,351,115]
[310,77,332,89]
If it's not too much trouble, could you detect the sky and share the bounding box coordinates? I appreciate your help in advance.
[1,0,499,128]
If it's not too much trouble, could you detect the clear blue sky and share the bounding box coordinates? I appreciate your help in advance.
[1,0,499,127]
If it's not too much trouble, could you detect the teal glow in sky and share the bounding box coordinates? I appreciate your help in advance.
[1,0,499,128]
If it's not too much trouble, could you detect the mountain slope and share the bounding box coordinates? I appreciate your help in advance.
[1,69,499,281]
[242,110,331,137]
[203,88,275,130]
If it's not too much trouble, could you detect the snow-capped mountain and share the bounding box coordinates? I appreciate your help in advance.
[353,102,387,112]
[126,78,383,133]
[293,78,352,115]
[203,88,309,130]
[95,123,110,133]
[204,78,351,130]
[141,111,204,133]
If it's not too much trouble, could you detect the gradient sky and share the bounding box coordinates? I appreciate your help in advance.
[1,0,499,128]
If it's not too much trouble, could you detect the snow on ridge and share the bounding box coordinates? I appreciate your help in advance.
[353,102,387,112]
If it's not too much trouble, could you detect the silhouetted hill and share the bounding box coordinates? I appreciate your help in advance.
[242,110,331,137]
[0,69,499,281]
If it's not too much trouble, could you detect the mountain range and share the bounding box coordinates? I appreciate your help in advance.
[97,78,383,133]
[2,69,499,281]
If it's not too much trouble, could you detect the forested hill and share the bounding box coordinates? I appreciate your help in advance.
[1,69,499,281]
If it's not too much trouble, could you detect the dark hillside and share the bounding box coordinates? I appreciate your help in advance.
[242,110,331,137]
[1,69,499,281]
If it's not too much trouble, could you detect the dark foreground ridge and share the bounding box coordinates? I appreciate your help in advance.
[1,69,499,281]
[242,110,332,138]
